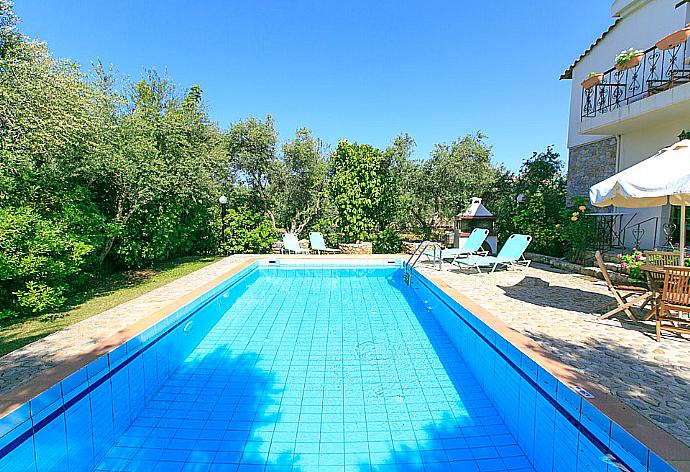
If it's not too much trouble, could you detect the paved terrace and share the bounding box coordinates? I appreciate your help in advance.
[1,255,689,450]
[416,261,690,447]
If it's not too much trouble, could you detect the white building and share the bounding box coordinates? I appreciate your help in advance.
[562,0,690,250]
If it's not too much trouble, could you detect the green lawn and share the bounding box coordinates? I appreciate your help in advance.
[0,256,222,357]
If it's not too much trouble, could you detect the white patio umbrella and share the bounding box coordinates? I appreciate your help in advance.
[589,140,690,261]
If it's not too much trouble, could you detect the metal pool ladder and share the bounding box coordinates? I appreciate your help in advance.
[404,241,442,284]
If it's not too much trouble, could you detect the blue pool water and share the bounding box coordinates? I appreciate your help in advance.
[0,262,671,471]
[99,267,533,471]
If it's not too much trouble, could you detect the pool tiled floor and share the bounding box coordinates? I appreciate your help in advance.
[98,268,534,471]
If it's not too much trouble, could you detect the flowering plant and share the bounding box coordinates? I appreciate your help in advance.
[617,250,646,279]
[560,198,597,263]
[615,48,643,66]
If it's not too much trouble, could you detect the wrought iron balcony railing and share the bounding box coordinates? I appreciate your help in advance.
[581,38,690,120]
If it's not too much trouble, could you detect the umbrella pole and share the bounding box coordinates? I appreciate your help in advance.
[681,203,687,264]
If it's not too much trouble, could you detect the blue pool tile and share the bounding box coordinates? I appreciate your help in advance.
[86,355,109,382]
[536,367,558,398]
[110,368,132,439]
[29,384,61,418]
[89,379,115,463]
[516,379,536,460]
[610,422,649,471]
[108,344,128,370]
[580,401,611,447]
[0,417,36,472]
[520,355,538,382]
[0,434,37,472]
[64,394,95,472]
[506,345,523,369]
[33,411,69,471]
[648,451,675,472]
[556,383,583,420]
[0,403,30,437]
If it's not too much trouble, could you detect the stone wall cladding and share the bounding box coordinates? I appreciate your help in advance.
[338,242,373,254]
[566,137,617,205]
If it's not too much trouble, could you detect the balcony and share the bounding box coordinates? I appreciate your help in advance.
[580,31,690,133]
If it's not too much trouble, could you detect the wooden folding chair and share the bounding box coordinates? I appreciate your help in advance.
[643,251,681,320]
[594,251,652,321]
[657,266,690,342]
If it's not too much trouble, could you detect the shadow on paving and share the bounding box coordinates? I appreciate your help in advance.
[497,275,631,315]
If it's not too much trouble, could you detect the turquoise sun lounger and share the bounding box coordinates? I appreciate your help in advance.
[453,234,532,273]
[282,233,310,254]
[309,232,339,254]
[423,228,489,263]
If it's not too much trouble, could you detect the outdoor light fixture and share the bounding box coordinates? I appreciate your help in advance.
[219,195,228,255]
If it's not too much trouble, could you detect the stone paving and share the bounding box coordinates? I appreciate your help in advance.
[416,261,690,447]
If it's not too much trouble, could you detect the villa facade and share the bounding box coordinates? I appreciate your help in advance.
[563,0,690,249]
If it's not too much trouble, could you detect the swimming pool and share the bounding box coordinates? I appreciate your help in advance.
[0,261,673,471]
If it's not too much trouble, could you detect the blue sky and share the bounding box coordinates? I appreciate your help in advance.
[15,1,613,170]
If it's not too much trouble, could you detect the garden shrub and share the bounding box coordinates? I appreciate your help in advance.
[0,207,96,317]
[373,228,402,254]
[560,197,598,264]
[219,207,277,254]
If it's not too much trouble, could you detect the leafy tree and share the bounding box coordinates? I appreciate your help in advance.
[330,140,384,242]
[219,206,276,255]
[380,133,415,229]
[224,115,280,228]
[0,207,96,317]
[492,147,567,256]
[372,228,403,254]
[406,133,497,237]
[0,2,107,315]
[275,128,330,235]
[561,197,597,263]
[86,70,220,266]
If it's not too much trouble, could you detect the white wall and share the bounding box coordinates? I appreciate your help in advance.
[567,0,688,148]
[617,117,690,248]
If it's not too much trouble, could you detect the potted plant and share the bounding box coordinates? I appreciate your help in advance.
[656,24,690,51]
[581,72,604,89]
[615,48,644,71]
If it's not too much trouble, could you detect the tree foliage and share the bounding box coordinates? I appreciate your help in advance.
[224,115,280,228]
[404,133,497,238]
[1,1,579,319]
[275,128,330,234]
[491,147,567,256]
[330,141,386,243]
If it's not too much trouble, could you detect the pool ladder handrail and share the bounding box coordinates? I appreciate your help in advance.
[405,241,443,271]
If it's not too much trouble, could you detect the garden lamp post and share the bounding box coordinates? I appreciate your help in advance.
[219,195,228,255]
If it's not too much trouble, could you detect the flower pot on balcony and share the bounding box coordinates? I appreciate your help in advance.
[615,52,644,71]
[581,73,603,89]
[656,25,690,51]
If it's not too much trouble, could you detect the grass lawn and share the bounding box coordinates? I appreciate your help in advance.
[0,255,223,357]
